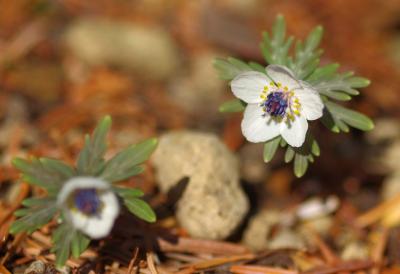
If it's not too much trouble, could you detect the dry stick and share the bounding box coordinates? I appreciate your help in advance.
[230,265,298,274]
[306,228,340,265]
[146,252,159,274]
[370,228,389,274]
[184,253,256,271]
[355,193,400,228]
[302,260,375,274]
[157,237,250,255]
[127,247,140,274]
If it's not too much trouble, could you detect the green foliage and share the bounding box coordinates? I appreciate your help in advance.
[263,137,281,163]
[10,197,57,234]
[77,115,112,175]
[12,157,75,196]
[214,14,374,177]
[51,222,90,268]
[219,99,246,113]
[115,187,156,222]
[260,15,293,66]
[100,138,158,183]
[11,115,158,267]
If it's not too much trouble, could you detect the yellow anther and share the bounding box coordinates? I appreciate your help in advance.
[270,81,275,86]
[289,91,294,96]
[260,94,265,99]
[284,86,288,91]
[294,109,301,115]
[264,86,269,90]
[277,82,282,87]
[294,98,299,103]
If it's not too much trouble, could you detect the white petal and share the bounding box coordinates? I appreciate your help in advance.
[58,177,120,239]
[266,65,301,90]
[57,177,110,205]
[67,190,119,239]
[295,82,324,120]
[231,71,270,103]
[280,115,308,147]
[241,104,281,143]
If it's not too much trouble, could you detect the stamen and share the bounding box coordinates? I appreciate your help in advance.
[74,188,102,216]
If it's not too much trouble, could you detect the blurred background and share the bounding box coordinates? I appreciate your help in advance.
[1,0,400,272]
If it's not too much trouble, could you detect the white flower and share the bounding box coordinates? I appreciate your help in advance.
[57,177,119,239]
[231,65,324,147]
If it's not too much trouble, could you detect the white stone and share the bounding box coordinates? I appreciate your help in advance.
[152,131,249,240]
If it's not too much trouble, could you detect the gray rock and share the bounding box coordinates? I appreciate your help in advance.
[382,171,400,200]
[152,131,249,240]
[168,53,224,126]
[65,19,179,80]
[24,261,45,274]
[242,210,280,251]
[341,241,369,260]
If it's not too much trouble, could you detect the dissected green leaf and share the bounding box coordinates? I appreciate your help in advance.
[263,137,281,163]
[294,153,309,178]
[52,222,91,267]
[71,231,90,259]
[260,15,294,66]
[213,58,252,80]
[325,101,374,131]
[100,138,157,183]
[10,199,58,234]
[113,187,145,198]
[77,115,112,176]
[12,157,74,195]
[284,146,295,163]
[123,197,156,223]
[219,99,247,113]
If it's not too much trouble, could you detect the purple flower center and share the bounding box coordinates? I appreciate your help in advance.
[74,188,101,215]
[262,91,288,117]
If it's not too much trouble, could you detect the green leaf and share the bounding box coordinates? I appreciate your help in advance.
[77,116,112,176]
[219,99,246,113]
[325,101,374,131]
[284,146,295,163]
[263,137,281,163]
[311,71,365,96]
[12,157,74,195]
[311,138,320,157]
[289,25,324,79]
[71,231,90,258]
[100,138,157,183]
[260,15,294,65]
[113,187,145,198]
[10,198,58,234]
[52,223,91,267]
[123,197,156,223]
[306,63,339,82]
[213,58,252,80]
[321,110,340,133]
[294,153,309,178]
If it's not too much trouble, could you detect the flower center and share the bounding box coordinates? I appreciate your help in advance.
[262,91,288,117]
[73,188,101,216]
[260,83,302,121]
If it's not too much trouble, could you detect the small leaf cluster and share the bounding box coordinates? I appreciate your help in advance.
[10,116,158,267]
[214,15,374,177]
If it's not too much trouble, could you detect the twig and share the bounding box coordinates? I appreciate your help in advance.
[370,228,389,274]
[302,260,375,274]
[157,236,250,255]
[230,265,298,274]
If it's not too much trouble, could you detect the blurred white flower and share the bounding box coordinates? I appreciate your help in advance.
[57,177,119,239]
[231,65,324,147]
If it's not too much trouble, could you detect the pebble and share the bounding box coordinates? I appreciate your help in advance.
[65,19,179,81]
[152,131,249,240]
